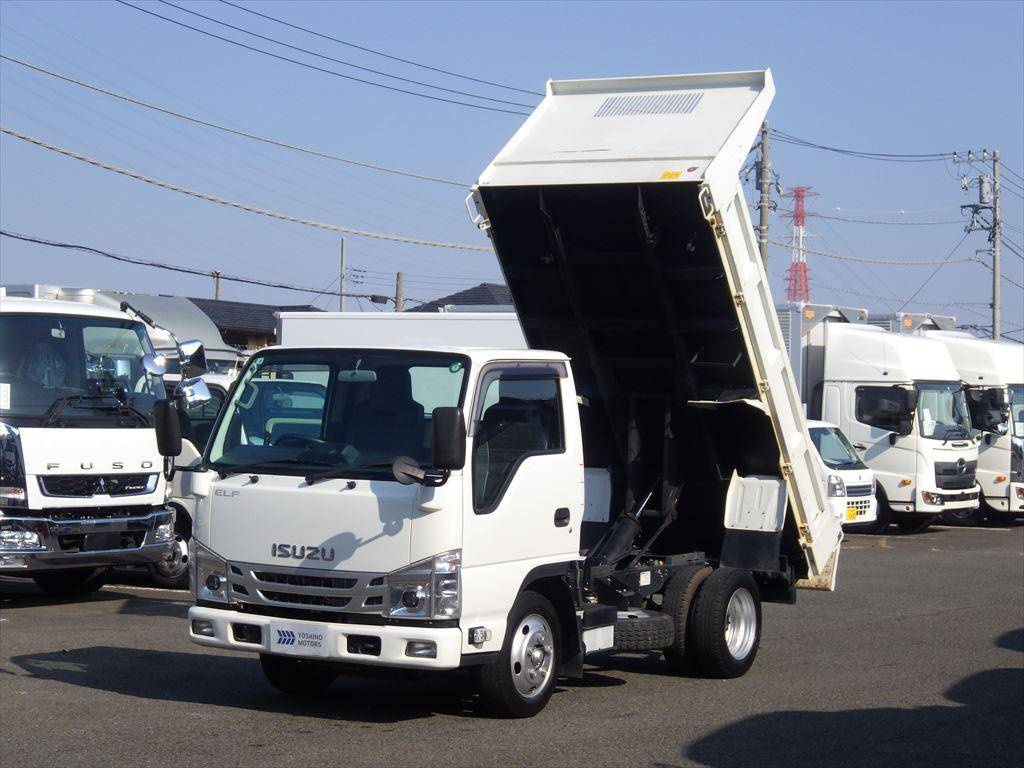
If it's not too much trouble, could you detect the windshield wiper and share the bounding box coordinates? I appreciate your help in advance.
[940,425,969,445]
[215,457,335,479]
[42,395,148,427]
[304,461,397,486]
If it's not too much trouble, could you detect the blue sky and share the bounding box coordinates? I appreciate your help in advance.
[1,0,1021,332]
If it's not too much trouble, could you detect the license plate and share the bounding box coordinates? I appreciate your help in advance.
[845,506,858,522]
[83,532,123,551]
[269,621,330,657]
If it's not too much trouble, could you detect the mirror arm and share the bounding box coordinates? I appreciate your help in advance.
[423,468,451,487]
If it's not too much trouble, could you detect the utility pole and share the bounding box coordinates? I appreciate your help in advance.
[213,270,221,300]
[992,150,1001,339]
[394,271,404,312]
[955,149,1001,339]
[756,121,771,266]
[339,237,346,312]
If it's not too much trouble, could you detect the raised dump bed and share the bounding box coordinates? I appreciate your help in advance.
[471,70,840,588]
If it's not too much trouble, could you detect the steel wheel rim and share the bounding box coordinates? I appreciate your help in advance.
[724,587,757,660]
[510,613,554,699]
[157,536,189,577]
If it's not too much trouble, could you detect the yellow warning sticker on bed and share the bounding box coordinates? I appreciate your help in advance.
[660,171,682,179]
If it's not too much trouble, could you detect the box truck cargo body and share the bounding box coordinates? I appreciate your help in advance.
[179,70,842,717]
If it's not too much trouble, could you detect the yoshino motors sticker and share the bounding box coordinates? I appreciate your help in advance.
[269,621,329,657]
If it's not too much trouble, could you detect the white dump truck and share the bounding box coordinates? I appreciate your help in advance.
[920,329,1023,521]
[802,311,980,533]
[171,70,842,717]
[0,292,208,595]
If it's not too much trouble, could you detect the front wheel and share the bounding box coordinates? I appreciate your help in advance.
[31,567,109,597]
[475,591,559,718]
[895,513,936,533]
[149,532,190,589]
[941,507,982,526]
[689,568,761,678]
[259,654,337,696]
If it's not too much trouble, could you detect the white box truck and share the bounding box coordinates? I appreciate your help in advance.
[804,319,980,533]
[920,330,1023,521]
[172,70,842,717]
[0,292,208,595]
[277,311,526,350]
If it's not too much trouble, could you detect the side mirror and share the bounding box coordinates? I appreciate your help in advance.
[431,407,466,470]
[176,377,212,408]
[897,417,914,437]
[142,353,167,377]
[178,339,207,379]
[153,399,182,457]
[904,388,918,413]
[392,456,426,485]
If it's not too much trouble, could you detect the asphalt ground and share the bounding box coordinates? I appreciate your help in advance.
[1,524,1022,768]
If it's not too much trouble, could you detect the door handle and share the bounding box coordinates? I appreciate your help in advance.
[854,444,867,451]
[554,508,570,528]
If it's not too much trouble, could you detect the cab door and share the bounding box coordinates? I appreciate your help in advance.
[462,362,582,571]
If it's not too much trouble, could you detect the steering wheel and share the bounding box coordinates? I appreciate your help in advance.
[271,434,327,448]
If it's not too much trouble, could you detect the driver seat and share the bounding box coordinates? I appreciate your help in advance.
[344,366,424,458]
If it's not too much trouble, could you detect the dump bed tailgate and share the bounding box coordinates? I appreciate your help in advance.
[473,71,841,587]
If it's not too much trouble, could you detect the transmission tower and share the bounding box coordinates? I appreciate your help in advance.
[782,186,818,304]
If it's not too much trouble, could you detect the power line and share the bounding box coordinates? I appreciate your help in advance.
[766,238,973,265]
[770,129,952,163]
[0,229,391,302]
[0,54,469,187]
[113,1,531,117]
[156,0,534,109]
[897,232,971,311]
[0,123,492,251]
[776,208,964,226]
[218,0,542,98]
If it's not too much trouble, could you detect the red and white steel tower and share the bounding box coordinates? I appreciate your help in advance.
[782,186,817,304]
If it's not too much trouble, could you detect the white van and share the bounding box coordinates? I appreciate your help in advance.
[806,420,877,529]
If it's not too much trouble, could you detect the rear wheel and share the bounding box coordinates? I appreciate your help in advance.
[689,568,761,678]
[475,591,559,718]
[661,564,712,673]
[31,567,109,597]
[259,654,337,696]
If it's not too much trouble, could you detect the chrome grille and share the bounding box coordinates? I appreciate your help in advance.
[38,474,157,498]
[227,561,387,616]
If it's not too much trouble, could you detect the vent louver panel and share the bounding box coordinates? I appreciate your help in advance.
[594,92,704,117]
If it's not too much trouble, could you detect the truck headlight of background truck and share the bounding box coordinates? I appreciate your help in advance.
[190,540,229,603]
[0,423,28,510]
[387,549,461,620]
[827,475,846,497]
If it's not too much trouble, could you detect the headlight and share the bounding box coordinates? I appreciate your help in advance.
[0,424,27,509]
[191,540,229,603]
[154,521,174,542]
[0,529,41,551]
[387,549,461,620]
[922,491,944,506]
[827,475,846,497]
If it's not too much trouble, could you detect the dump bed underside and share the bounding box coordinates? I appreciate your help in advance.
[479,182,806,573]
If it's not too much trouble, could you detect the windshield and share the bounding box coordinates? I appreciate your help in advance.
[1010,385,1024,439]
[916,382,972,440]
[0,312,162,425]
[206,349,469,478]
[810,426,866,470]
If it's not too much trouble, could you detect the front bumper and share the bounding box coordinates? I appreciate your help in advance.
[982,483,1024,514]
[830,494,877,524]
[188,605,465,670]
[0,507,174,571]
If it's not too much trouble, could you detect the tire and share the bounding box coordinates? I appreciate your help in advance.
[614,610,674,651]
[851,489,892,535]
[475,591,559,718]
[940,507,982,526]
[895,513,936,533]
[259,654,337,696]
[662,565,712,673]
[689,568,761,679]
[31,567,109,597]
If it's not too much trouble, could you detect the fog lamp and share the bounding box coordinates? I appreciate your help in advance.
[406,641,437,659]
[0,530,41,550]
[191,619,215,637]
[154,522,174,542]
[0,554,27,568]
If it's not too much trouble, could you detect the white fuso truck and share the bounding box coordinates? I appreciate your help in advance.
[804,319,980,533]
[921,330,1024,521]
[0,294,186,595]
[174,71,842,717]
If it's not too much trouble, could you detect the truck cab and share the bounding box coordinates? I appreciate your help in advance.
[807,322,980,533]
[922,330,1024,521]
[806,420,877,529]
[0,295,176,595]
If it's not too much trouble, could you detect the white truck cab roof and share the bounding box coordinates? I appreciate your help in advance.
[0,295,134,321]
[256,345,569,365]
[922,330,1024,387]
[823,323,960,383]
